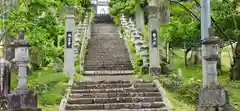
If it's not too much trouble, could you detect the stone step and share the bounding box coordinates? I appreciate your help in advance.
[84,67,133,71]
[87,47,126,49]
[84,64,132,67]
[84,63,132,66]
[74,80,142,85]
[86,49,128,53]
[83,73,133,76]
[71,83,155,89]
[65,108,168,111]
[69,92,161,98]
[84,65,133,68]
[67,97,163,104]
[88,39,124,42]
[85,56,130,59]
[84,62,132,64]
[83,70,134,76]
[65,102,165,110]
[87,48,126,51]
[85,59,131,62]
[84,62,132,65]
[88,43,125,45]
[84,65,131,67]
[86,55,129,58]
[88,40,124,42]
[85,61,132,64]
[70,87,158,93]
[86,50,128,53]
[88,43,124,45]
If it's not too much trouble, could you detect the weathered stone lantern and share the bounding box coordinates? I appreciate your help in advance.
[8,31,41,111]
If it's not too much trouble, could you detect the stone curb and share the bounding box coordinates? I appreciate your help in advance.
[153,79,173,111]
[59,76,75,111]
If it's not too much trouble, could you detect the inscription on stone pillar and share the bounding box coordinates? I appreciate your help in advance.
[151,29,157,47]
[66,32,72,48]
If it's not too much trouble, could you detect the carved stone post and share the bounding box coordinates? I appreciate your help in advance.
[8,31,41,111]
[196,0,235,110]
[148,1,161,76]
[63,7,76,75]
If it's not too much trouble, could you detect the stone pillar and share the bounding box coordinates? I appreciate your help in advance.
[135,7,144,33]
[0,58,11,110]
[8,31,41,111]
[92,4,97,14]
[63,7,76,75]
[148,1,161,76]
[196,0,235,110]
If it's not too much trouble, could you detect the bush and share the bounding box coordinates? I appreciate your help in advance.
[159,73,201,104]
[39,91,63,105]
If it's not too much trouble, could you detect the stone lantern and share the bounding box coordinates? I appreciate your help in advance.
[8,31,41,111]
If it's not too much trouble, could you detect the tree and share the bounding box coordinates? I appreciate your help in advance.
[0,0,86,70]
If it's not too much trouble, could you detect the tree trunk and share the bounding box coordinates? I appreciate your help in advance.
[184,48,191,67]
[193,47,202,65]
[230,41,240,80]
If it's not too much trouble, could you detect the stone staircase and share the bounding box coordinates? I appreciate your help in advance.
[65,80,168,111]
[84,23,133,72]
[62,23,171,111]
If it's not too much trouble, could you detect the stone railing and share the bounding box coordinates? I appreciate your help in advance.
[76,14,93,73]
[120,15,149,73]
[79,14,92,72]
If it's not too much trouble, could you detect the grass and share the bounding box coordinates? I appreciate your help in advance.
[11,67,71,111]
[153,47,240,111]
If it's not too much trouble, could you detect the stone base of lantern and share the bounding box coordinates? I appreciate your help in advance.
[7,88,41,111]
[196,86,236,111]
[149,66,161,76]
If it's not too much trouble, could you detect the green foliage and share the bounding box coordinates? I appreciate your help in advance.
[211,0,240,42]
[109,0,148,24]
[160,1,200,49]
[0,0,87,70]
[39,90,63,105]
[161,0,240,49]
